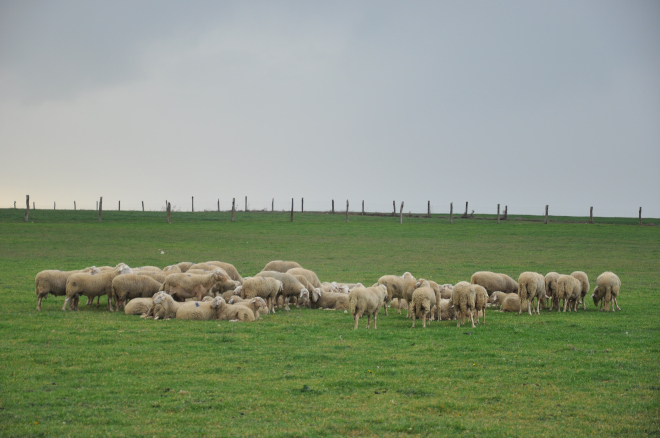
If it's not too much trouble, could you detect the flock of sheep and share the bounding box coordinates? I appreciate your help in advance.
[34,260,622,329]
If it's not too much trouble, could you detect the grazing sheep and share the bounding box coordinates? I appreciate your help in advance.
[152,292,181,320]
[230,297,269,319]
[161,269,229,302]
[111,274,163,310]
[556,275,583,312]
[35,266,101,311]
[377,273,417,316]
[286,267,322,289]
[309,291,350,311]
[176,262,194,273]
[592,272,621,312]
[570,271,590,310]
[292,274,316,292]
[348,284,388,330]
[518,272,546,316]
[410,281,436,328]
[471,271,518,295]
[63,264,133,311]
[162,265,182,274]
[211,297,255,322]
[436,299,456,320]
[544,272,561,310]
[176,300,217,320]
[473,284,488,324]
[205,261,244,284]
[499,294,521,313]
[136,271,167,283]
[124,297,154,316]
[451,281,476,328]
[237,276,283,314]
[263,260,303,273]
[255,271,308,311]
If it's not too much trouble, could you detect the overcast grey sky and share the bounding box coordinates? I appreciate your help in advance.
[1,1,658,217]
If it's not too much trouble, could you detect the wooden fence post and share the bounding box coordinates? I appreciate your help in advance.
[272,198,274,212]
[504,205,508,220]
[167,202,171,223]
[589,206,593,223]
[142,201,144,212]
[218,199,220,212]
[245,196,248,212]
[450,202,453,224]
[346,200,349,223]
[231,198,235,222]
[399,202,404,224]
[192,196,194,212]
[290,198,294,222]
[393,201,396,217]
[96,201,98,210]
[302,198,304,213]
[497,204,500,224]
[54,201,56,210]
[24,195,29,222]
[427,201,430,218]
[362,200,364,216]
[118,200,121,211]
[464,202,468,216]
[14,201,16,209]
[98,197,103,222]
[74,201,76,211]
[33,202,35,210]
[544,205,548,224]
[639,207,642,226]
[332,200,335,214]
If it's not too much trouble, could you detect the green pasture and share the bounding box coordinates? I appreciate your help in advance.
[0,209,658,437]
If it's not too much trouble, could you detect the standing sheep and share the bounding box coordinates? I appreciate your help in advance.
[152,292,181,320]
[205,261,244,284]
[556,275,583,312]
[410,281,436,328]
[161,269,229,302]
[451,281,476,328]
[471,271,518,295]
[263,260,303,273]
[544,272,560,310]
[211,297,255,322]
[286,267,322,289]
[35,266,101,311]
[473,284,488,325]
[63,263,133,311]
[255,271,308,311]
[176,262,194,272]
[518,272,546,316]
[237,276,283,314]
[592,271,621,312]
[348,284,388,330]
[111,274,163,310]
[570,271,590,310]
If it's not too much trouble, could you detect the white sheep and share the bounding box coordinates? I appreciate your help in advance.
[308,291,350,311]
[489,291,517,308]
[438,284,453,299]
[436,299,456,320]
[471,271,518,295]
[556,275,582,312]
[410,280,436,328]
[63,263,132,311]
[286,267,322,289]
[229,297,269,319]
[205,261,244,284]
[35,266,101,311]
[176,300,217,320]
[152,292,181,320]
[592,271,621,312]
[161,269,229,301]
[176,262,194,272]
[162,265,182,274]
[570,271,590,310]
[263,260,303,273]
[237,276,283,314]
[518,272,546,316]
[348,284,388,329]
[256,271,308,311]
[124,297,154,316]
[211,297,255,322]
[544,272,560,310]
[473,284,488,325]
[451,281,476,328]
[499,294,521,313]
[111,274,163,311]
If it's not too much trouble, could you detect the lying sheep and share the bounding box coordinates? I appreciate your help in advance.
[263,260,302,273]
[176,300,217,320]
[63,263,133,311]
[571,271,590,310]
[438,284,453,299]
[389,298,408,311]
[451,281,476,328]
[499,294,521,313]
[205,261,244,284]
[436,299,456,320]
[410,280,436,328]
[309,291,349,311]
[152,292,181,320]
[137,266,161,271]
[544,272,561,310]
[256,271,308,311]
[162,265,182,274]
[176,262,194,273]
[229,297,269,319]
[124,297,154,316]
[286,267,322,289]
[161,269,229,302]
[556,275,583,312]
[221,290,239,302]
[237,276,283,314]
[489,291,517,308]
[111,274,162,310]
[473,284,488,325]
[471,271,518,295]
[211,297,255,322]
[348,284,388,329]
[518,272,546,316]
[592,271,621,312]
[35,266,101,311]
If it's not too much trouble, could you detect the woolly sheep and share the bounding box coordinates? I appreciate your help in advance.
[518,272,546,316]
[124,297,154,316]
[471,271,518,295]
[111,274,163,310]
[63,263,132,311]
[238,276,283,314]
[229,297,269,319]
[436,298,456,320]
[221,290,239,302]
[176,300,217,320]
[570,271,590,310]
[263,260,303,273]
[137,271,167,283]
[162,265,182,274]
[499,294,521,313]
[410,281,436,328]
[161,269,229,302]
[556,275,582,312]
[309,291,350,311]
[451,281,476,328]
[286,267,322,289]
[176,262,194,273]
[292,275,317,293]
[152,292,181,320]
[137,266,161,271]
[489,291,517,307]
[592,271,621,312]
[211,297,255,322]
[389,298,408,310]
[377,273,417,316]
[205,261,244,284]
[256,271,308,311]
[438,284,453,299]
[35,266,101,311]
[544,272,561,310]
[473,284,488,324]
[348,284,388,330]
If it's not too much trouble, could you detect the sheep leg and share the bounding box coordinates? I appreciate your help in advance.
[613,297,621,311]
[483,308,486,325]
[86,297,93,306]
[528,299,532,316]
[470,310,476,328]
[423,311,427,328]
[37,295,44,311]
[456,311,461,328]
[367,315,371,329]
[284,297,291,311]
[62,297,70,311]
[353,313,360,330]
[412,309,416,328]
[384,298,390,316]
[374,311,379,329]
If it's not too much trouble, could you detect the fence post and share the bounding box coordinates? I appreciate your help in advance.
[589,206,593,223]
[98,197,103,222]
[393,201,396,217]
[74,201,76,211]
[362,200,364,215]
[302,198,304,213]
[218,199,220,212]
[450,202,453,224]
[231,198,235,222]
[14,201,16,209]
[544,205,548,224]
[142,201,144,212]
[167,202,171,223]
[346,200,349,223]
[33,202,35,210]
[497,204,500,224]
[504,205,508,220]
[96,201,98,210]
[118,200,121,211]
[272,198,274,212]
[639,207,642,226]
[427,201,430,218]
[54,201,56,210]
[245,196,248,212]
[192,196,194,212]
[332,200,334,214]
[24,195,29,222]
[464,202,468,216]
[290,198,294,222]
[399,202,404,224]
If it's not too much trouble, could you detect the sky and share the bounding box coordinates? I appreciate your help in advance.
[1,0,659,217]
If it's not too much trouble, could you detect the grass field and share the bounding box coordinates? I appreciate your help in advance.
[0,209,658,437]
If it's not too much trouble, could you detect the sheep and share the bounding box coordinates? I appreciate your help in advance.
[544,272,561,310]
[35,266,101,311]
[137,266,161,271]
[188,263,223,272]
[124,297,154,316]
[229,297,269,319]
[592,271,621,312]
[286,267,322,289]
[377,273,416,316]
[348,284,388,329]
[292,275,317,293]
[320,282,342,293]
[162,265,182,274]
[410,281,436,328]
[556,275,583,312]
[489,291,517,307]
[211,297,255,322]
[518,272,546,316]
[161,269,230,302]
[63,263,133,311]
[499,294,521,313]
[309,291,350,311]
[111,274,163,310]
[436,299,456,320]
[471,271,518,295]
[473,284,488,324]
[438,284,453,299]
[221,290,240,302]
[237,276,283,314]
[570,271,590,310]
[176,262,194,272]
[255,271,308,311]
[263,260,302,273]
[451,281,476,328]
[136,271,167,283]
[152,292,181,320]
[176,300,217,320]
[389,298,408,310]
[205,261,244,284]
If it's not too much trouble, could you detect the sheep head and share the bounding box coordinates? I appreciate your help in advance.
[152,292,168,305]
[276,280,284,292]
[311,288,322,303]
[233,286,242,295]
[210,296,226,309]
[117,263,133,275]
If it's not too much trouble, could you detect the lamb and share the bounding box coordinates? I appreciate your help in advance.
[451,281,476,328]
[63,263,133,311]
[255,271,308,311]
[518,272,546,316]
[438,284,453,299]
[205,261,244,284]
[544,272,561,310]
[570,271,590,310]
[211,297,255,322]
[348,284,388,329]
[152,292,181,320]
[436,299,456,320]
[176,262,194,272]
[499,294,521,313]
[35,266,101,311]
[592,271,621,312]
[556,275,583,312]
[111,274,163,310]
[410,281,436,328]
[286,268,322,289]
[471,271,518,295]
[161,269,229,302]
[237,276,283,314]
[124,298,154,316]
[473,284,488,324]
[263,260,302,273]
[309,291,350,311]
[176,300,217,320]
[229,297,269,319]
